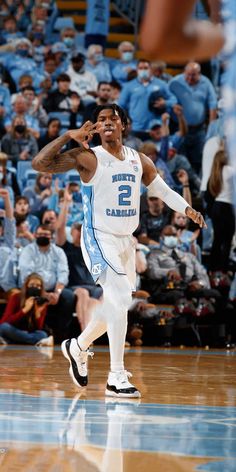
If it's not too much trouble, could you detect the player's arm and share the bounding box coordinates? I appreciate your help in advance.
[140,152,206,228]
[140,0,224,63]
[32,121,100,181]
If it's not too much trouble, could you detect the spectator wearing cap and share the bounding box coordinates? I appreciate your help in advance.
[169,62,217,174]
[86,44,111,83]
[119,59,176,138]
[50,42,69,78]
[112,41,137,86]
[66,52,98,104]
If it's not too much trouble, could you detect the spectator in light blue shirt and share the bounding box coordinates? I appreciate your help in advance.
[112,41,137,86]
[3,38,38,90]
[0,83,11,138]
[119,59,177,137]
[169,62,217,173]
[0,188,17,293]
[19,224,76,341]
[86,44,111,83]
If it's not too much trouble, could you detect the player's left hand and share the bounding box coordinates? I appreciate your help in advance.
[185,207,207,229]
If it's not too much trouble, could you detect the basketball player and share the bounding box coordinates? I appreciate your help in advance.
[32,104,206,398]
[140,0,224,63]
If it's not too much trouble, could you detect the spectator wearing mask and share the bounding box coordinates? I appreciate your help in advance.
[0,272,52,346]
[1,115,38,166]
[66,51,98,104]
[23,172,53,217]
[86,44,111,83]
[112,41,137,86]
[3,38,38,90]
[19,224,76,341]
[119,59,177,137]
[146,224,211,304]
[171,211,201,260]
[4,94,40,139]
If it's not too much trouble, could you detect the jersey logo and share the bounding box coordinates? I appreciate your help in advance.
[130,160,139,172]
[92,263,102,276]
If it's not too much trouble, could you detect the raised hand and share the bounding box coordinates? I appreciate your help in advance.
[67,121,102,149]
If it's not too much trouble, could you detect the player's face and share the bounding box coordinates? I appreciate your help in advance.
[96,109,123,142]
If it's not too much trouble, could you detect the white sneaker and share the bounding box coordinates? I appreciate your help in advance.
[36,335,54,347]
[105,370,141,398]
[61,338,93,388]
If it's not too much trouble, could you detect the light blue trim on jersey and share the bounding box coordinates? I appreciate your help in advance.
[82,185,126,281]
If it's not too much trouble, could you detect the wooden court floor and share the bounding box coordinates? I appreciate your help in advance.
[0,345,236,471]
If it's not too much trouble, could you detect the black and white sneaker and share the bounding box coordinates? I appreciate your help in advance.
[105,370,141,398]
[61,338,93,388]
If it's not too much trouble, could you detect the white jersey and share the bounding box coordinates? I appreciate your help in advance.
[81,145,142,236]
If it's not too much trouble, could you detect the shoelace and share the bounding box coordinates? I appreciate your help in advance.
[118,370,132,385]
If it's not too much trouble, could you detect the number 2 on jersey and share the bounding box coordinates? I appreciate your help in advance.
[118,185,131,206]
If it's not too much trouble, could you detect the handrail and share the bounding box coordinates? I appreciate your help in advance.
[111,0,144,48]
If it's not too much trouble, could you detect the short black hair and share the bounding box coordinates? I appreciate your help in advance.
[57,73,70,83]
[92,104,128,129]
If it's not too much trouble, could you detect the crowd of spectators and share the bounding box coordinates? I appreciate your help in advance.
[0,0,235,349]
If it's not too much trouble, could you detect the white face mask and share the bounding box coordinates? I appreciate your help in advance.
[163,236,178,249]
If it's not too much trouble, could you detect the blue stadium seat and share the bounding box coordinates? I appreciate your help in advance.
[53,17,75,31]
[65,169,81,184]
[16,161,33,191]
[48,111,70,129]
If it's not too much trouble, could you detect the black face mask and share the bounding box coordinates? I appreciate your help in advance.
[26,287,41,297]
[15,125,26,134]
[36,236,50,247]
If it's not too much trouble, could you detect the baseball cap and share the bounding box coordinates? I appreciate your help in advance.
[149,119,162,130]
[71,51,85,62]
[51,42,68,54]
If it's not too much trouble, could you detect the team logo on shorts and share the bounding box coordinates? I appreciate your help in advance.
[92,263,102,276]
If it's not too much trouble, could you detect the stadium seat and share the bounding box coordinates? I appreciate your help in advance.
[53,17,75,31]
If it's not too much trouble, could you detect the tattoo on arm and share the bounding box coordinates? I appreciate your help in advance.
[32,134,79,173]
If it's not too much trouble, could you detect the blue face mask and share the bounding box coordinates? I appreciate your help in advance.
[163,236,178,249]
[63,37,74,48]
[121,51,133,62]
[17,49,28,57]
[138,69,149,80]
[94,53,103,63]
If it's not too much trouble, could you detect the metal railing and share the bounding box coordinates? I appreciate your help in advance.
[111,0,144,48]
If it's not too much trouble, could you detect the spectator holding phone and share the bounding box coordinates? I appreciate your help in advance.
[0,272,52,346]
